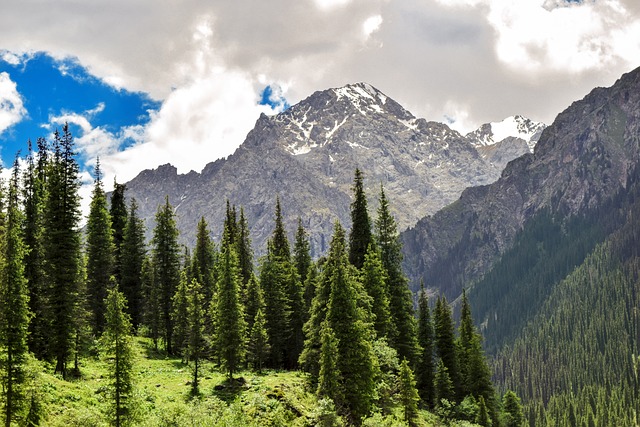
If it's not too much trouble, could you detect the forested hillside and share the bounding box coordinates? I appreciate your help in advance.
[0,132,519,426]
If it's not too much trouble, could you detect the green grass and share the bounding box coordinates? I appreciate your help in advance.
[24,337,477,426]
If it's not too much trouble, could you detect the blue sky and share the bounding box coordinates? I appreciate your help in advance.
[0,52,160,168]
[0,52,288,180]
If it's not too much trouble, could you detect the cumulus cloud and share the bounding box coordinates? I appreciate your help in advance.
[0,72,26,135]
[0,0,639,179]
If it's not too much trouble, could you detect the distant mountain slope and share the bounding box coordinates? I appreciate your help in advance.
[121,83,529,254]
[402,66,640,297]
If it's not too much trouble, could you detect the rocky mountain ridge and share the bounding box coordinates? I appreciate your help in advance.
[120,82,542,256]
[402,66,640,296]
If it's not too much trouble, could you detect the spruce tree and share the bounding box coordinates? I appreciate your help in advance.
[502,390,524,427]
[458,290,494,408]
[214,234,246,379]
[45,124,82,378]
[348,168,372,270]
[86,160,115,334]
[151,196,181,354]
[434,359,455,406]
[186,278,205,396]
[375,186,418,363]
[120,198,146,330]
[102,279,135,427]
[317,321,342,403]
[172,271,190,360]
[360,243,391,339]
[293,217,312,285]
[192,217,215,307]
[141,257,161,351]
[236,207,253,286]
[1,162,30,427]
[476,396,492,427]
[434,296,462,401]
[416,281,435,408]
[324,222,376,422]
[109,180,127,283]
[259,198,293,368]
[398,359,420,426]
[23,139,49,359]
[248,308,269,373]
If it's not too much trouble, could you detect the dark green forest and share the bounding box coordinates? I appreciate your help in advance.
[0,131,525,426]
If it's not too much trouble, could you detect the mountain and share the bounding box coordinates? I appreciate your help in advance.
[402,67,640,298]
[467,115,546,172]
[121,83,530,254]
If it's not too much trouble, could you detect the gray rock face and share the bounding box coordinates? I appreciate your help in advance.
[121,82,531,256]
[402,66,640,297]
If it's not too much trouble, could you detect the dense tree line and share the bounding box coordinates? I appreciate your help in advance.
[0,132,518,426]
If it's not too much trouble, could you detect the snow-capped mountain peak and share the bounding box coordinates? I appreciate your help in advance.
[467,115,546,152]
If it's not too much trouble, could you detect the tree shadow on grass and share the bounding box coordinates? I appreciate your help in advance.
[211,376,248,403]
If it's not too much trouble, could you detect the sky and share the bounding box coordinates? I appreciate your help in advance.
[0,0,639,205]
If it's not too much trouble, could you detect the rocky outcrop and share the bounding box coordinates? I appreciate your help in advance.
[402,66,640,297]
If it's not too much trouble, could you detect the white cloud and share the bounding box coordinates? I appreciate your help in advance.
[314,0,352,11]
[0,72,26,135]
[363,15,383,39]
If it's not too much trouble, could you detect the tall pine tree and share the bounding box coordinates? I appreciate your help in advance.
[151,196,181,354]
[120,198,146,330]
[416,280,435,408]
[109,180,127,283]
[45,124,82,378]
[86,160,115,334]
[1,161,30,427]
[360,243,391,340]
[102,280,135,427]
[323,222,376,422]
[192,217,215,307]
[375,186,418,363]
[23,139,49,359]
[186,278,206,396]
[348,168,372,270]
[214,233,246,379]
[236,207,253,286]
[434,296,462,401]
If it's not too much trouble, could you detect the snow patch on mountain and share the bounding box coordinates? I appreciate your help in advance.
[467,115,546,152]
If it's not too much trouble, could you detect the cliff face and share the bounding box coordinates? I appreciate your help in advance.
[402,66,640,296]
[122,82,525,255]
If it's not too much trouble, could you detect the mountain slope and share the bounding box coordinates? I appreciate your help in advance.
[402,66,640,298]
[122,83,523,254]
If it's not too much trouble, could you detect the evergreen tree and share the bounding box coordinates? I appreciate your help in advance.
[45,124,82,378]
[458,290,494,410]
[141,257,161,351]
[23,139,49,359]
[348,168,372,270]
[476,396,492,427]
[324,222,376,422]
[302,262,319,322]
[236,207,253,286]
[1,162,30,427]
[416,280,435,408]
[86,160,115,334]
[186,278,205,396]
[109,180,127,283]
[398,359,420,426]
[244,273,263,335]
[222,200,237,247]
[192,217,215,306]
[248,308,269,373]
[214,234,246,378]
[259,198,293,368]
[120,198,146,330]
[434,359,455,406]
[293,217,312,285]
[360,243,391,339]
[502,390,524,427]
[102,279,135,427]
[434,296,462,401]
[375,186,418,363]
[171,271,190,360]
[151,196,181,354]
[317,322,342,403]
